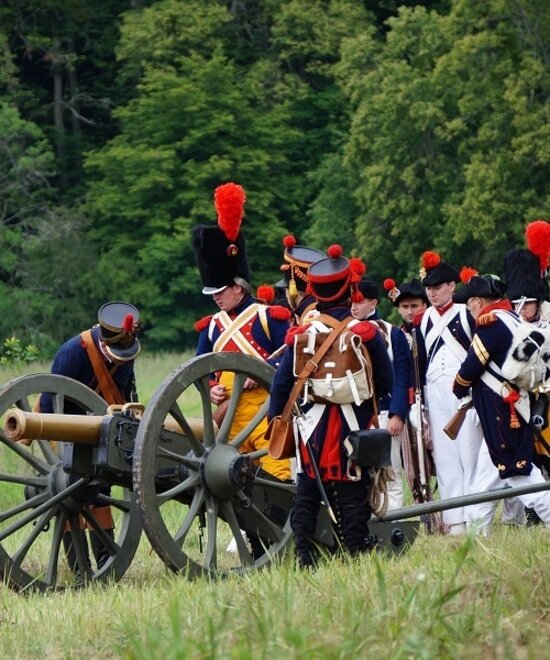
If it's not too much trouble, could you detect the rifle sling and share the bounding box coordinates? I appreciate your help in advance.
[80,330,125,405]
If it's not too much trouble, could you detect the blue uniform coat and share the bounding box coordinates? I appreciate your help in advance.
[269,306,393,481]
[453,301,534,478]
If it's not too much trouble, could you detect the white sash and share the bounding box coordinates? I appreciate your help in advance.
[212,304,266,359]
[474,309,530,421]
[422,305,470,364]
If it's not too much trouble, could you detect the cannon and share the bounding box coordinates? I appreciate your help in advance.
[1,353,547,592]
[0,353,364,591]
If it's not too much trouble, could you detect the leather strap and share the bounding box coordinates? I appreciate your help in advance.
[80,330,125,405]
[279,317,352,423]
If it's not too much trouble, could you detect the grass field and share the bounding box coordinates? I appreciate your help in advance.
[0,355,549,659]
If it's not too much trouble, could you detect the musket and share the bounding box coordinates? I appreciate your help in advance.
[443,397,474,440]
[411,328,430,502]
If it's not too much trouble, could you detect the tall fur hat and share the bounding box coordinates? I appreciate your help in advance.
[192,183,251,295]
[503,220,550,303]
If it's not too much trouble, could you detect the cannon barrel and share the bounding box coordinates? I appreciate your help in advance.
[4,409,215,445]
[4,410,103,444]
[377,480,550,523]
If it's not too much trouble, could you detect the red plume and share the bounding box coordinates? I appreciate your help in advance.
[383,278,396,291]
[349,257,366,283]
[256,285,275,304]
[327,244,343,258]
[526,220,550,272]
[459,266,478,284]
[122,314,134,332]
[214,183,246,241]
[421,251,441,269]
[283,234,297,248]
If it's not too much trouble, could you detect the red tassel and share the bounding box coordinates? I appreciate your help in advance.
[214,183,246,241]
[349,257,366,282]
[383,278,395,291]
[503,390,521,429]
[194,315,212,332]
[350,321,376,342]
[525,220,550,273]
[285,325,307,346]
[351,288,364,303]
[283,234,297,248]
[327,244,343,258]
[421,251,441,269]
[268,306,291,321]
[459,266,478,284]
[256,285,275,304]
[122,313,134,332]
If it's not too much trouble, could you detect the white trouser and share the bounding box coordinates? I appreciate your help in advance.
[378,411,404,511]
[468,442,525,531]
[426,378,486,526]
[469,442,550,530]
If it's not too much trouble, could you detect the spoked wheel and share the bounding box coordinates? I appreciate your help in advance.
[133,353,296,578]
[0,374,141,592]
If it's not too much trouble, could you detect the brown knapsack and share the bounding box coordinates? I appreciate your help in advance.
[293,314,374,406]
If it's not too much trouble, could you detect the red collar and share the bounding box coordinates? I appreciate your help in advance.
[479,299,512,316]
[435,300,454,316]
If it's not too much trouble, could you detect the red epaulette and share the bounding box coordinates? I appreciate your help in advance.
[477,312,497,327]
[285,325,307,346]
[194,315,212,332]
[268,305,292,321]
[412,309,426,327]
[350,320,377,342]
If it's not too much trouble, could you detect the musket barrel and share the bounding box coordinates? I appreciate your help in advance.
[377,480,550,522]
[4,410,103,445]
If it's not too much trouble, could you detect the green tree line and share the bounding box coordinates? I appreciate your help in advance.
[0,0,547,354]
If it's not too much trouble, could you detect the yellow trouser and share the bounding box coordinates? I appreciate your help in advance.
[219,372,290,481]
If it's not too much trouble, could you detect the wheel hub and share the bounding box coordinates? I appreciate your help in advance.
[199,445,256,499]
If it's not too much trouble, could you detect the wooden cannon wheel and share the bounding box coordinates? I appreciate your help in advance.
[0,374,142,592]
[133,353,296,578]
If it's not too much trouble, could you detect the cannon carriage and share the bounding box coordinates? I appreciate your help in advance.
[3,352,546,593]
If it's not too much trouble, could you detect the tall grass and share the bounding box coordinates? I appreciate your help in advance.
[0,527,548,659]
[0,355,548,658]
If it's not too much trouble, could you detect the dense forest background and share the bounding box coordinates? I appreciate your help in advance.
[0,0,548,354]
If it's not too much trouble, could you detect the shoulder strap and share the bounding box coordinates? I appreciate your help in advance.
[80,330,125,405]
[279,317,351,422]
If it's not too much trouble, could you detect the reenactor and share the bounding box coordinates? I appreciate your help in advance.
[413,251,487,534]
[453,272,550,528]
[279,234,324,324]
[386,278,429,337]
[269,245,393,567]
[40,301,140,575]
[503,219,550,524]
[351,277,412,510]
[192,182,291,482]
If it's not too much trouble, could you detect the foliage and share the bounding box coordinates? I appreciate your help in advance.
[331,0,550,283]
[0,336,40,364]
[0,1,549,349]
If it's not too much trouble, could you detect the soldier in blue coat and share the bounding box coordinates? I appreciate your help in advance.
[279,234,325,325]
[40,301,140,578]
[40,301,139,415]
[453,273,550,528]
[269,246,393,566]
[351,277,412,510]
[192,182,291,483]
